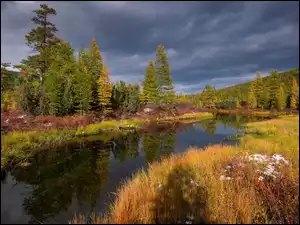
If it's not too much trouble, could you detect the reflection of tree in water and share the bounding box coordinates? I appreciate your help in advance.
[142,130,176,164]
[10,142,111,224]
[214,113,263,131]
[112,132,139,162]
[142,135,160,163]
[200,119,217,136]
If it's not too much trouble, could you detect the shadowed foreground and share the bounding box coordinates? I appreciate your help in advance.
[72,116,299,224]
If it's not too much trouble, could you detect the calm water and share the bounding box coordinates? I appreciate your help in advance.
[1,114,265,224]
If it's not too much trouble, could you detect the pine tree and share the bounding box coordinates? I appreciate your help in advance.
[98,64,112,114]
[88,37,103,111]
[22,4,59,115]
[269,70,279,110]
[247,83,257,109]
[141,59,159,104]
[276,83,286,111]
[254,72,264,110]
[290,79,299,109]
[155,44,175,104]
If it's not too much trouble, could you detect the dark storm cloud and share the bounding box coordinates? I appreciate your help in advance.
[1,1,299,93]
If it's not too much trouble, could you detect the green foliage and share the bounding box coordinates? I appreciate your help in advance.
[44,41,77,116]
[124,84,140,114]
[290,79,299,109]
[73,48,92,115]
[155,44,175,104]
[269,70,279,110]
[141,59,159,104]
[276,84,286,111]
[20,3,59,115]
[247,83,257,109]
[202,85,217,108]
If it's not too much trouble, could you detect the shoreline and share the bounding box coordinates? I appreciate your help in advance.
[1,112,213,169]
[71,115,299,224]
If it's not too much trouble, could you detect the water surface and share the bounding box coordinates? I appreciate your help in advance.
[1,114,265,224]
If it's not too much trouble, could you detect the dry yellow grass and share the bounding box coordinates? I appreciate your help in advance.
[72,116,299,224]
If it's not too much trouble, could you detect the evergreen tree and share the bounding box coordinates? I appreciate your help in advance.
[88,37,103,111]
[73,48,92,115]
[254,72,264,109]
[112,80,127,112]
[247,83,257,109]
[155,44,175,104]
[21,4,59,115]
[290,79,299,109]
[276,83,286,111]
[269,70,279,109]
[124,84,140,114]
[202,85,217,108]
[98,64,113,114]
[44,41,77,116]
[141,59,159,104]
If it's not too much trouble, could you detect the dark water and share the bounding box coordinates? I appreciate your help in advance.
[1,114,266,224]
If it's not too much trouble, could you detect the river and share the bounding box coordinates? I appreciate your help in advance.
[1,114,266,224]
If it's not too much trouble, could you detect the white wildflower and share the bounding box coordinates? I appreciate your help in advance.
[272,154,289,165]
[258,176,264,181]
[220,175,232,181]
[185,221,192,224]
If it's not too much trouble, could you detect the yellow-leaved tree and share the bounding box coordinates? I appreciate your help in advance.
[98,63,112,114]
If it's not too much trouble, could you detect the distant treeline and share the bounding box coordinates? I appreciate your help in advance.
[181,68,299,110]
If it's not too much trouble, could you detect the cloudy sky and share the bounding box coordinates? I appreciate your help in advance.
[1,1,299,93]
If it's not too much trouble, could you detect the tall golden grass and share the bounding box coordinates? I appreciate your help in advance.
[72,116,299,224]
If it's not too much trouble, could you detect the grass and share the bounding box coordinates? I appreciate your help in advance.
[71,115,299,224]
[212,108,296,117]
[1,112,213,169]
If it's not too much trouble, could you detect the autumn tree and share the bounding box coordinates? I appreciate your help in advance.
[141,59,159,104]
[88,37,103,111]
[290,79,299,109]
[155,44,175,104]
[98,64,113,114]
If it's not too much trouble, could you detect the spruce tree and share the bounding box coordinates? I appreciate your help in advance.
[155,44,175,104]
[74,48,92,115]
[276,83,286,111]
[290,79,299,109]
[141,59,158,104]
[88,37,103,111]
[44,41,77,116]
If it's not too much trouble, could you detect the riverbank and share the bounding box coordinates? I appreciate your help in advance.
[206,108,298,117]
[72,115,299,224]
[1,112,213,169]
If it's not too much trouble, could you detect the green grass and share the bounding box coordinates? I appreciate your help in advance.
[71,115,299,224]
